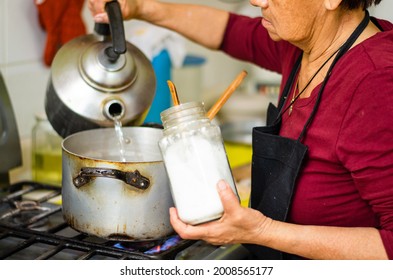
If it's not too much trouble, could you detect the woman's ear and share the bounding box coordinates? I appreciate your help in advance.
[324,0,342,11]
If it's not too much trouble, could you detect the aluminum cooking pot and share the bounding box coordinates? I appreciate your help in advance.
[61,127,174,241]
[46,1,156,138]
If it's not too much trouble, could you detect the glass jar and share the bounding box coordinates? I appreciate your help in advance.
[31,113,62,186]
[159,102,239,225]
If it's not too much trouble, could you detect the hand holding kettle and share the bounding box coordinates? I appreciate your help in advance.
[88,0,229,50]
[88,0,144,23]
[46,0,156,138]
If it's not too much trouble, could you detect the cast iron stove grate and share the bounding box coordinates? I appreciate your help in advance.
[0,181,195,260]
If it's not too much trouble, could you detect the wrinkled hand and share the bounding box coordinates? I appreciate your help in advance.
[87,0,142,23]
[170,180,271,246]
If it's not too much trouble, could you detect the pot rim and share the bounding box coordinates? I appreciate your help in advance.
[62,126,164,164]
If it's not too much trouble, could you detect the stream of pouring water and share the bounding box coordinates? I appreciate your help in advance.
[113,118,145,162]
[114,118,127,162]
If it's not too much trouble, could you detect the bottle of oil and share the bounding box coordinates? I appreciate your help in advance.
[31,113,62,186]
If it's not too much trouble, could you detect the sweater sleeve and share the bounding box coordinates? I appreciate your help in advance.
[219,13,289,74]
[336,67,393,259]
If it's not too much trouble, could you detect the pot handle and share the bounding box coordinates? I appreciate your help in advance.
[73,167,150,190]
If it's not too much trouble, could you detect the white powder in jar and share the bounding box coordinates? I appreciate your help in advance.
[162,135,236,225]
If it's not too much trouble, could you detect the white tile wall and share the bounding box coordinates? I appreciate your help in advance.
[371,1,392,20]
[1,0,50,139]
[4,0,47,64]
[0,0,5,64]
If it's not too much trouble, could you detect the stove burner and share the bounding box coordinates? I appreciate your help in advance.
[14,200,50,212]
[144,235,182,255]
[113,235,182,255]
[113,240,161,252]
[2,201,50,226]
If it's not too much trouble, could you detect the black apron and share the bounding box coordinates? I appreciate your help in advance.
[245,11,370,260]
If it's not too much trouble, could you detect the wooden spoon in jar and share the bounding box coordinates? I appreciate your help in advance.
[167,80,180,106]
[206,70,248,120]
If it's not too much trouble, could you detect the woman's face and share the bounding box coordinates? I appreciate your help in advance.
[250,0,326,44]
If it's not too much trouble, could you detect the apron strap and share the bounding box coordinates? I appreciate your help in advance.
[266,54,301,127]
[272,10,370,140]
[298,10,370,140]
[277,55,302,113]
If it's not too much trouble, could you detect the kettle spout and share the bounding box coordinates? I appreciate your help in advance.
[104,99,125,121]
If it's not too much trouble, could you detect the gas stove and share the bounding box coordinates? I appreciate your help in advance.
[0,181,250,260]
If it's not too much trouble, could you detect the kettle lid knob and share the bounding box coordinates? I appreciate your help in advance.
[79,1,137,91]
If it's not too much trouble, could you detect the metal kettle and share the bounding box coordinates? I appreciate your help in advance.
[45,1,156,138]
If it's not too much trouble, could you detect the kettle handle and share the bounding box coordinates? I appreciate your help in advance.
[94,1,127,61]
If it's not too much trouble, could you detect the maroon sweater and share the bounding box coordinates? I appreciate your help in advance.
[221,13,393,259]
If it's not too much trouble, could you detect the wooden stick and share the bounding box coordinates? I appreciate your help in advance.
[167,80,180,106]
[206,70,248,120]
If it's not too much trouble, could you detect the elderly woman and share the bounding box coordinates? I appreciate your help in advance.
[89,0,393,260]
